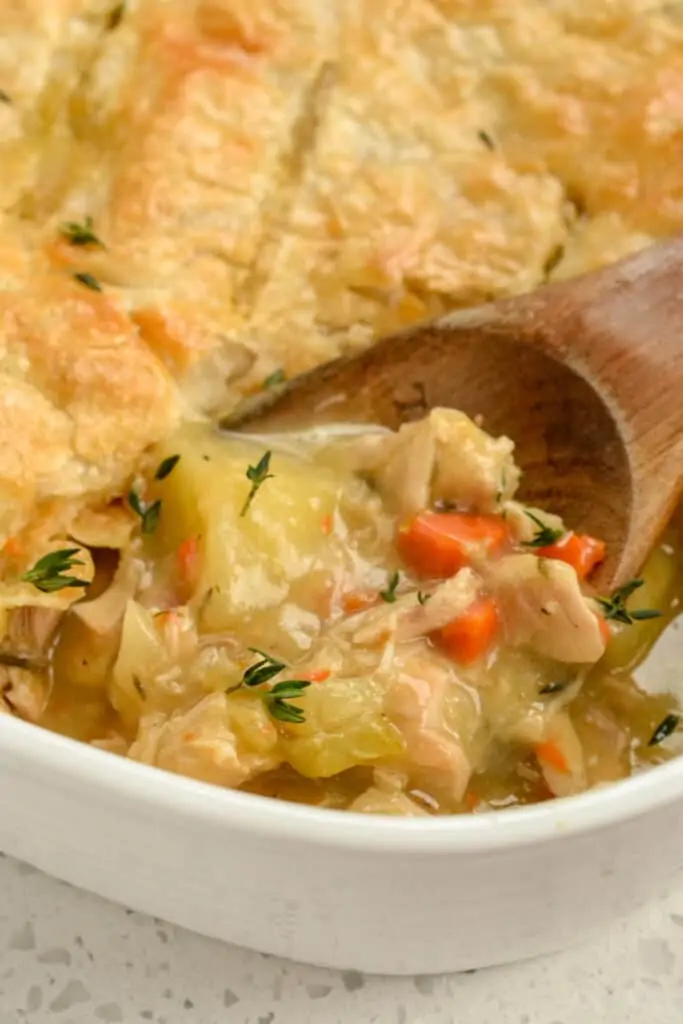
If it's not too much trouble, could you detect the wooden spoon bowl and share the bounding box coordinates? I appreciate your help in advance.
[225,238,683,588]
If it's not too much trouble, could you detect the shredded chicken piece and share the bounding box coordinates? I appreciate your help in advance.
[74,554,141,635]
[348,408,520,519]
[486,554,606,663]
[280,581,483,796]
[110,600,211,729]
[350,771,430,816]
[340,569,482,647]
[129,691,281,788]
[0,604,63,721]
[393,571,483,641]
[6,605,61,656]
[0,664,49,721]
[383,647,479,802]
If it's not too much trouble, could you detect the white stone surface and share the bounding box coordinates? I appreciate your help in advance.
[0,851,682,1023]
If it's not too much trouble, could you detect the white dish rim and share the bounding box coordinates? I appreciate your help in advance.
[3,713,681,855]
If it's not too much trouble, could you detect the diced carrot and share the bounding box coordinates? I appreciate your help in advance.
[342,591,377,615]
[536,741,570,774]
[537,532,606,579]
[397,512,510,578]
[177,536,200,588]
[299,668,331,683]
[321,514,333,535]
[436,596,500,665]
[2,536,22,559]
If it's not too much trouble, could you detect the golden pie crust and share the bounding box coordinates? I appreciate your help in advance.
[1,0,682,551]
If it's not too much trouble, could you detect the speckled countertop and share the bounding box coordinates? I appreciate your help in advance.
[1,853,683,1023]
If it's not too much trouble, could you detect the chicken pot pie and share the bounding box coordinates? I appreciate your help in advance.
[1,0,683,814]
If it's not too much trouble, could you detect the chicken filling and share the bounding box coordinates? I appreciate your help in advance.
[4,409,682,815]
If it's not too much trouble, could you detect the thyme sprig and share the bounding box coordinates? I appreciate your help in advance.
[380,571,400,603]
[240,451,273,516]
[73,271,102,292]
[20,548,90,593]
[59,216,104,248]
[229,648,310,724]
[155,454,180,481]
[128,490,161,535]
[522,511,565,549]
[597,579,661,626]
[262,368,286,389]
[648,713,680,747]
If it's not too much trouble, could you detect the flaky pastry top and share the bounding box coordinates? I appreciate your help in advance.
[0,0,682,552]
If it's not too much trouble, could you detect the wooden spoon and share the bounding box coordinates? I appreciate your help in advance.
[224,238,683,588]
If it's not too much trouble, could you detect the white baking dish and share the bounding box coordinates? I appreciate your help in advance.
[1,713,682,975]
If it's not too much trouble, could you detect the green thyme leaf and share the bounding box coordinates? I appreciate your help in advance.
[417,591,431,606]
[242,648,286,689]
[132,675,146,700]
[539,679,569,696]
[240,451,273,516]
[73,271,102,292]
[20,548,89,593]
[478,129,495,150]
[0,89,11,104]
[522,511,565,549]
[266,689,310,723]
[59,216,103,248]
[265,678,311,723]
[247,646,282,663]
[230,648,310,723]
[155,453,180,481]
[648,712,680,747]
[262,368,286,389]
[597,579,662,627]
[128,490,161,535]
[107,2,126,30]
[380,571,400,603]
[268,680,310,699]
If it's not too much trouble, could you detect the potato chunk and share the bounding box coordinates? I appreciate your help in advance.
[148,424,387,655]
